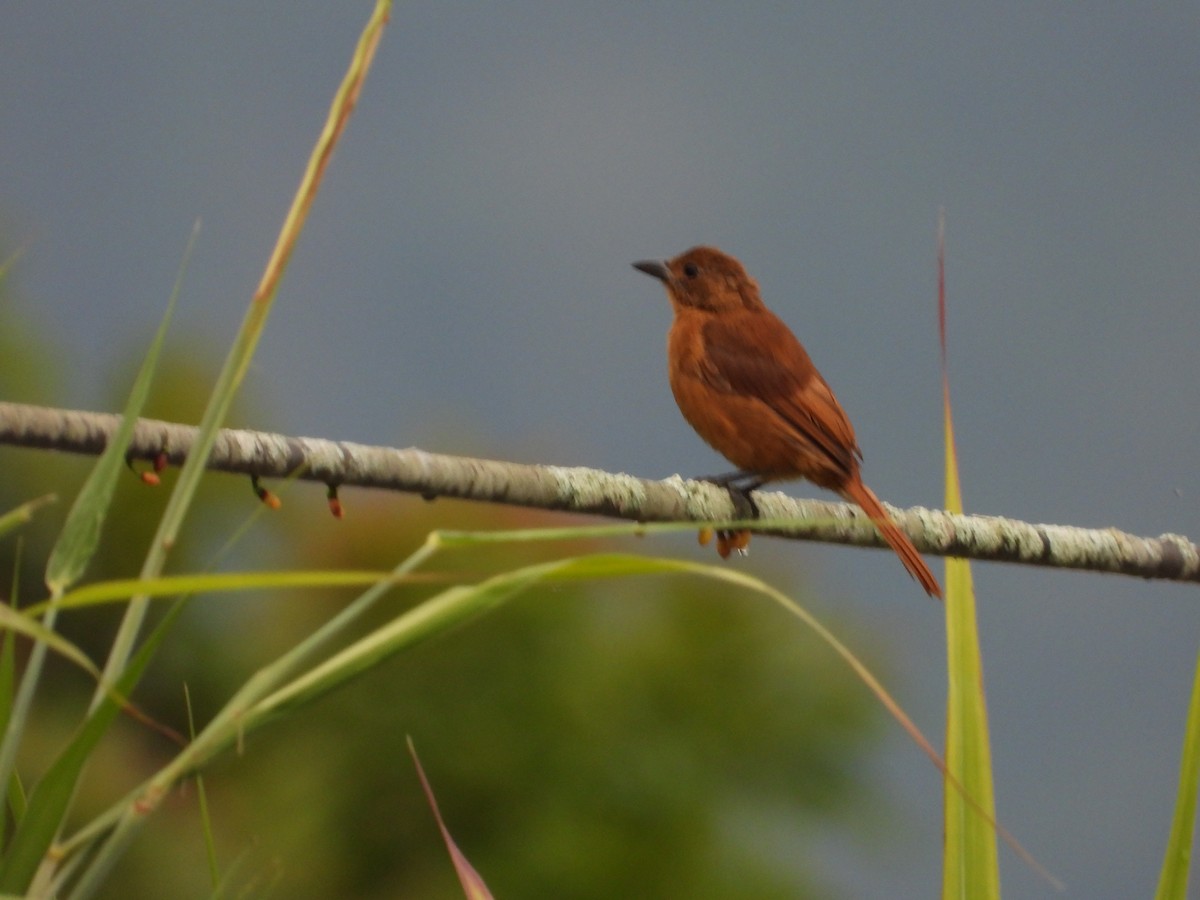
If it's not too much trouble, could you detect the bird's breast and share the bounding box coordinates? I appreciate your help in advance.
[666,316,788,473]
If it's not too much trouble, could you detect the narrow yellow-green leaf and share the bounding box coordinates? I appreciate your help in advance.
[251,570,550,724]
[44,569,401,614]
[44,225,196,594]
[1154,644,1200,900]
[941,456,999,898]
[0,603,100,684]
[431,516,844,548]
[940,209,1000,899]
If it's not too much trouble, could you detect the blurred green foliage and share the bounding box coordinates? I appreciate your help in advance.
[0,280,887,898]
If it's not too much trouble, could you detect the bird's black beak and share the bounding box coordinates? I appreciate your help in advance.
[632,259,671,283]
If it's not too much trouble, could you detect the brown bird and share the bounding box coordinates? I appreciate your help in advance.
[633,246,942,598]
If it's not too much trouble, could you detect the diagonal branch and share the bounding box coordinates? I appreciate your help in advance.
[1,400,1196,585]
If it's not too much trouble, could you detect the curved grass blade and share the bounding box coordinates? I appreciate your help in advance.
[41,569,403,615]
[1154,645,1200,900]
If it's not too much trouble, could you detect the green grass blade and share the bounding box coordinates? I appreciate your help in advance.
[941,543,1000,900]
[939,213,1001,900]
[941,422,999,899]
[251,566,558,723]
[1154,644,1200,900]
[44,225,195,595]
[0,603,100,684]
[43,569,401,615]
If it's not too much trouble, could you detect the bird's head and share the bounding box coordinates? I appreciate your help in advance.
[633,246,764,314]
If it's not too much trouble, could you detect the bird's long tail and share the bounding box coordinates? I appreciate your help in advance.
[841,478,942,599]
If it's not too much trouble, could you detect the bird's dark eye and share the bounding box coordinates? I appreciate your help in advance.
[682,263,699,278]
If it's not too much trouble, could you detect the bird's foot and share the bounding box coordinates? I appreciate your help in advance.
[695,471,763,519]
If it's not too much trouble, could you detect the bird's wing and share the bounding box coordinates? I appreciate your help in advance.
[699,315,861,473]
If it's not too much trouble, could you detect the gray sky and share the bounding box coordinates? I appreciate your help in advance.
[4,4,1200,895]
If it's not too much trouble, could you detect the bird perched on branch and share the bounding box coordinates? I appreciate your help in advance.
[633,245,941,598]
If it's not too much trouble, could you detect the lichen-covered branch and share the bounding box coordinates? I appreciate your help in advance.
[1,400,1196,584]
